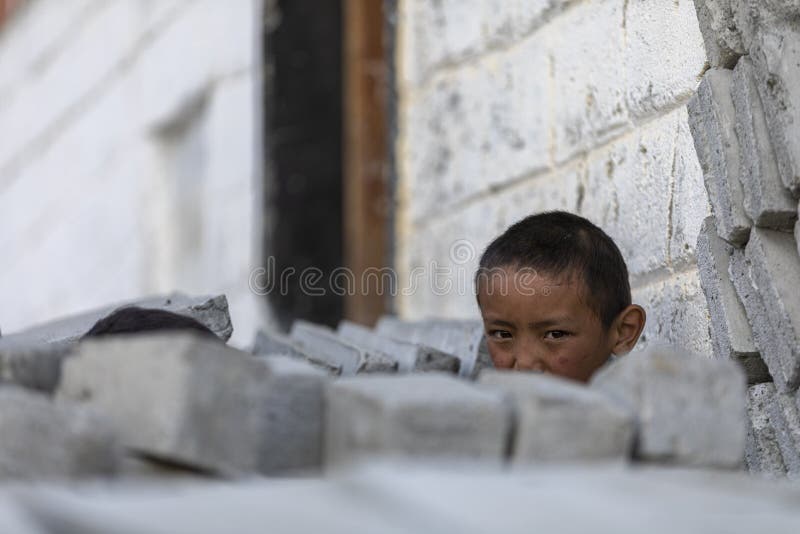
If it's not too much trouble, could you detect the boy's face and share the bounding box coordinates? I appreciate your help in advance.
[478,266,615,383]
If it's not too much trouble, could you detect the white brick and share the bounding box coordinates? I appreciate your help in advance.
[549,0,627,163]
[632,268,714,359]
[625,0,707,118]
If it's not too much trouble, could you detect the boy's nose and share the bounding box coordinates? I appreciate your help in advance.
[512,341,548,372]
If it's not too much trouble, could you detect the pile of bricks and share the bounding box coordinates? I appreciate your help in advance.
[0,292,749,481]
[690,0,800,477]
[1,292,799,530]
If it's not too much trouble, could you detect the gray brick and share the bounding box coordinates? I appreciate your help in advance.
[687,69,751,245]
[693,0,745,68]
[290,321,397,375]
[590,345,746,468]
[256,356,326,475]
[324,374,510,467]
[728,246,791,391]
[375,316,493,378]
[0,387,119,480]
[732,0,800,53]
[479,370,634,463]
[732,57,797,229]
[696,217,769,384]
[57,333,272,476]
[767,392,800,477]
[744,383,786,476]
[744,228,800,391]
[337,320,460,374]
[2,293,233,344]
[0,339,74,393]
[252,329,340,375]
[750,27,800,195]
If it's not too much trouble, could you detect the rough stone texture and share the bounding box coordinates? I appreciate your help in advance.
[732,0,800,54]
[0,386,119,480]
[0,338,74,393]
[732,57,797,229]
[728,246,789,391]
[256,356,326,475]
[337,320,460,374]
[252,329,305,358]
[325,374,509,467]
[375,316,492,378]
[744,228,800,391]
[395,1,708,333]
[695,217,768,384]
[693,0,746,68]
[290,320,397,375]
[750,26,800,196]
[591,345,747,468]
[16,463,800,534]
[57,332,271,476]
[1,293,234,344]
[479,370,634,463]
[767,392,800,478]
[687,68,751,245]
[744,383,786,476]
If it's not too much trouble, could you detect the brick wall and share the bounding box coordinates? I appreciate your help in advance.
[394,0,713,357]
[0,0,266,344]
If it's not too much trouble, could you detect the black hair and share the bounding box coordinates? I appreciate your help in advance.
[475,211,631,329]
[82,307,219,340]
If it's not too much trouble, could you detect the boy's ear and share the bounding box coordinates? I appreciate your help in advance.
[610,304,646,356]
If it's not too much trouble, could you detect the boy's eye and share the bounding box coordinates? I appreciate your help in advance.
[489,330,513,340]
[545,330,570,340]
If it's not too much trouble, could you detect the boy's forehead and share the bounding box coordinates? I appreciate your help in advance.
[478,266,599,321]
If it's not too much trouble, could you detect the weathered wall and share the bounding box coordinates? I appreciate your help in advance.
[0,0,266,345]
[394,0,713,357]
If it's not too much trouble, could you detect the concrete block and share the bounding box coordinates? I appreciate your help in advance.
[750,27,800,195]
[591,345,747,467]
[744,383,786,476]
[290,321,397,375]
[479,370,635,463]
[375,316,493,378]
[696,216,769,384]
[337,320,460,374]
[0,387,119,480]
[625,0,707,117]
[252,329,340,375]
[256,356,326,475]
[325,374,510,466]
[728,246,789,390]
[732,57,797,229]
[549,0,627,162]
[3,293,233,344]
[693,0,745,68]
[0,339,74,393]
[687,69,751,245]
[744,228,800,391]
[252,329,305,358]
[767,392,800,477]
[57,333,271,476]
[732,0,800,53]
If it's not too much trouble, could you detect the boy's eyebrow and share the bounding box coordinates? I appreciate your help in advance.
[486,319,515,328]
[527,317,574,329]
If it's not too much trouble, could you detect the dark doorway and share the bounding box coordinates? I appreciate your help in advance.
[264,0,344,330]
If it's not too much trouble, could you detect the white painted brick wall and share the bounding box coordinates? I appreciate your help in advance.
[0,0,267,345]
[396,0,714,356]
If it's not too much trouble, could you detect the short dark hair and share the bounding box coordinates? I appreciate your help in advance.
[475,211,631,329]
[82,307,219,340]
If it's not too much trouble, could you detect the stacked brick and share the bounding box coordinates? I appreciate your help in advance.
[0,296,750,483]
[690,0,800,478]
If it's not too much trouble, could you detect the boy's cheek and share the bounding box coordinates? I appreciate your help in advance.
[487,345,514,369]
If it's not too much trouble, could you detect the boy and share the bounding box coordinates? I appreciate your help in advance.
[475,211,645,383]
